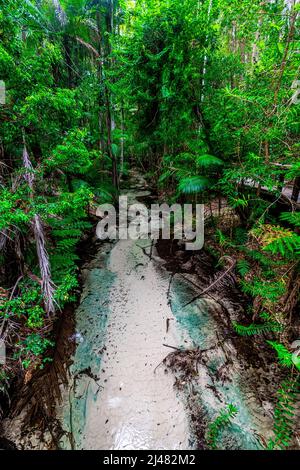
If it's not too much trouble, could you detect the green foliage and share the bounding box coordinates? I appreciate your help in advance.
[252,225,300,257]
[240,278,286,304]
[268,341,300,371]
[215,229,229,247]
[0,188,33,231]
[280,212,300,228]
[263,233,300,257]
[236,259,251,277]
[46,129,94,175]
[196,155,224,169]
[178,176,211,195]
[18,334,54,369]
[0,284,44,328]
[0,0,114,373]
[233,321,283,337]
[158,147,219,198]
[206,404,238,450]
[267,379,300,450]
[233,228,248,246]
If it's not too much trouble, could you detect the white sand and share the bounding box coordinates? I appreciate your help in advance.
[82,238,190,450]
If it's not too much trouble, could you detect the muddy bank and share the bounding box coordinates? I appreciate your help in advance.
[157,239,285,449]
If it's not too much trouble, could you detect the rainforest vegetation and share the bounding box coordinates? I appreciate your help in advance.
[0,0,300,450]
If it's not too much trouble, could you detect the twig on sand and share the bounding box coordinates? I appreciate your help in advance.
[167,273,175,305]
[166,318,174,333]
[163,343,182,351]
[178,273,228,316]
[182,256,236,307]
[136,243,153,259]
[154,344,183,374]
[153,360,165,374]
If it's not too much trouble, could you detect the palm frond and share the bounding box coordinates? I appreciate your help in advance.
[22,145,35,189]
[76,36,100,58]
[81,18,100,36]
[32,215,56,315]
[158,169,175,185]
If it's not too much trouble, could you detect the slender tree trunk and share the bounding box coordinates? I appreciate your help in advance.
[63,35,73,88]
[252,19,262,65]
[274,5,298,105]
[105,88,119,189]
[120,105,125,178]
[104,0,119,189]
[96,11,105,155]
[201,0,213,103]
[291,176,300,202]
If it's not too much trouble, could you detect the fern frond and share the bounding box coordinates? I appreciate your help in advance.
[268,379,300,450]
[267,341,294,368]
[280,212,300,228]
[233,227,248,245]
[178,176,210,194]
[233,322,283,336]
[158,169,175,185]
[206,404,238,450]
[236,259,251,277]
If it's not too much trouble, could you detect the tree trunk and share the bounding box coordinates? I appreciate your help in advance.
[120,105,125,178]
[274,6,298,105]
[63,35,73,88]
[105,88,119,189]
[201,0,213,103]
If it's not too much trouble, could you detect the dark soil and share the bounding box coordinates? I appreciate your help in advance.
[156,237,288,449]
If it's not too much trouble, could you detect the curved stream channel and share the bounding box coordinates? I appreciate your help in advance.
[58,172,272,450]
